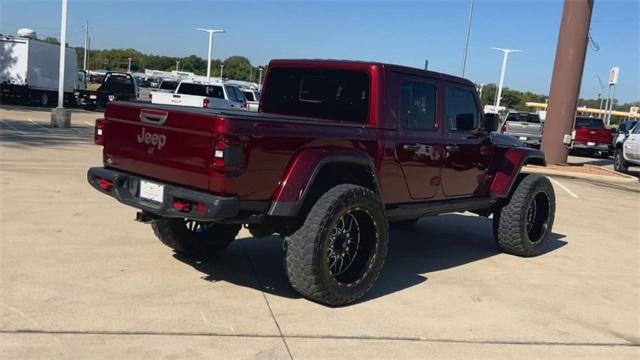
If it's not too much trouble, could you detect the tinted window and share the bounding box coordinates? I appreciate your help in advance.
[231,87,246,102]
[102,74,134,93]
[575,117,605,129]
[445,88,478,131]
[178,83,224,99]
[506,112,540,123]
[159,81,178,90]
[242,91,255,101]
[400,81,436,130]
[261,68,370,123]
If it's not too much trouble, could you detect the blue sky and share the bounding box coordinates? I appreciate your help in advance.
[1,0,638,102]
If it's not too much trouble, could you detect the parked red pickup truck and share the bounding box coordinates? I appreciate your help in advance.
[571,116,613,157]
[88,59,556,306]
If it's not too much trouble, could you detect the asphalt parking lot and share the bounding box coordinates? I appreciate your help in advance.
[1,105,639,359]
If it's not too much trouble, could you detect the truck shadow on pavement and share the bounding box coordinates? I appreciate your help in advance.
[175,214,567,305]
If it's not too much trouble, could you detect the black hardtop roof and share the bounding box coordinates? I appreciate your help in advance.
[268,59,475,87]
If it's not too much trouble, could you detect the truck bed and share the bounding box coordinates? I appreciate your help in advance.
[102,102,380,201]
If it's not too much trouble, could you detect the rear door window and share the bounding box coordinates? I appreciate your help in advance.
[261,68,370,123]
[445,88,479,131]
[400,81,437,130]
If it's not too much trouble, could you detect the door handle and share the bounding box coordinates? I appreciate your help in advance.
[403,144,423,151]
[445,144,460,153]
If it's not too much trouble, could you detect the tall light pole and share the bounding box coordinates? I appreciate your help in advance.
[461,0,474,77]
[258,67,264,87]
[197,28,225,80]
[220,64,224,78]
[57,0,68,109]
[83,20,89,71]
[51,0,71,128]
[492,47,522,110]
[176,60,180,71]
[595,75,605,115]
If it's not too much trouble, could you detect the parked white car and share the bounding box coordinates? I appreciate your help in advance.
[239,88,260,112]
[614,122,640,172]
[151,80,246,110]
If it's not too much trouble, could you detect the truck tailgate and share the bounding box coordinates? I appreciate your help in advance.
[103,102,216,191]
[151,92,204,107]
[505,121,541,136]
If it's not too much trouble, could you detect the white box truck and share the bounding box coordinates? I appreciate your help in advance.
[1,35,79,106]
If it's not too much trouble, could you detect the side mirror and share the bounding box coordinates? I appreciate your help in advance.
[483,113,500,132]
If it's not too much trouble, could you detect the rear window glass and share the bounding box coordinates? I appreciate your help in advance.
[575,117,605,129]
[242,91,255,102]
[159,81,178,91]
[177,83,224,99]
[261,68,370,123]
[102,74,134,93]
[506,112,540,123]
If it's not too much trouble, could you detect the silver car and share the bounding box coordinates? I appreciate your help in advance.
[500,111,543,147]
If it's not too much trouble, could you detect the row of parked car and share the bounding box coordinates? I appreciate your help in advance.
[75,72,260,112]
[499,111,639,173]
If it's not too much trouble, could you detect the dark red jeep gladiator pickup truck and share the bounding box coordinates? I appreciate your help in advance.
[88,59,556,306]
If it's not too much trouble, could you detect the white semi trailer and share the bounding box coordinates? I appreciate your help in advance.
[1,34,79,106]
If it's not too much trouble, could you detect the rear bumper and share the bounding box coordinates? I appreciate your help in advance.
[572,142,610,152]
[503,133,541,146]
[87,167,239,221]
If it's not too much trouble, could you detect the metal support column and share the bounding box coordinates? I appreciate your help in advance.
[541,0,594,165]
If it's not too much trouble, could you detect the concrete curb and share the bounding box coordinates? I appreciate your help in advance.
[522,165,638,184]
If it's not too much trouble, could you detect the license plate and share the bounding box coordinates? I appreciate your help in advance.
[587,142,596,146]
[139,180,164,203]
[519,136,527,141]
[89,95,97,99]
[171,98,181,104]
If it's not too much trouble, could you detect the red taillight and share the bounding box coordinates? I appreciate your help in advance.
[95,118,105,145]
[500,122,508,133]
[97,177,113,191]
[172,199,192,212]
[195,203,207,213]
[241,102,248,111]
[203,98,210,108]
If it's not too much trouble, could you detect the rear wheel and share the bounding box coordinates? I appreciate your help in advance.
[151,218,240,258]
[614,149,629,173]
[285,184,388,306]
[493,175,555,257]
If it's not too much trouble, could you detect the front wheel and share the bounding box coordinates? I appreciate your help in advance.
[493,175,556,257]
[614,149,629,173]
[285,184,389,306]
[151,218,240,258]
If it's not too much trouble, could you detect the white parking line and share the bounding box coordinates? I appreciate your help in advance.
[0,120,26,135]
[28,118,53,133]
[549,177,579,199]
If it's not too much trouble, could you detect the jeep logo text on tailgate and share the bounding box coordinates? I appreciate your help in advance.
[137,128,166,150]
